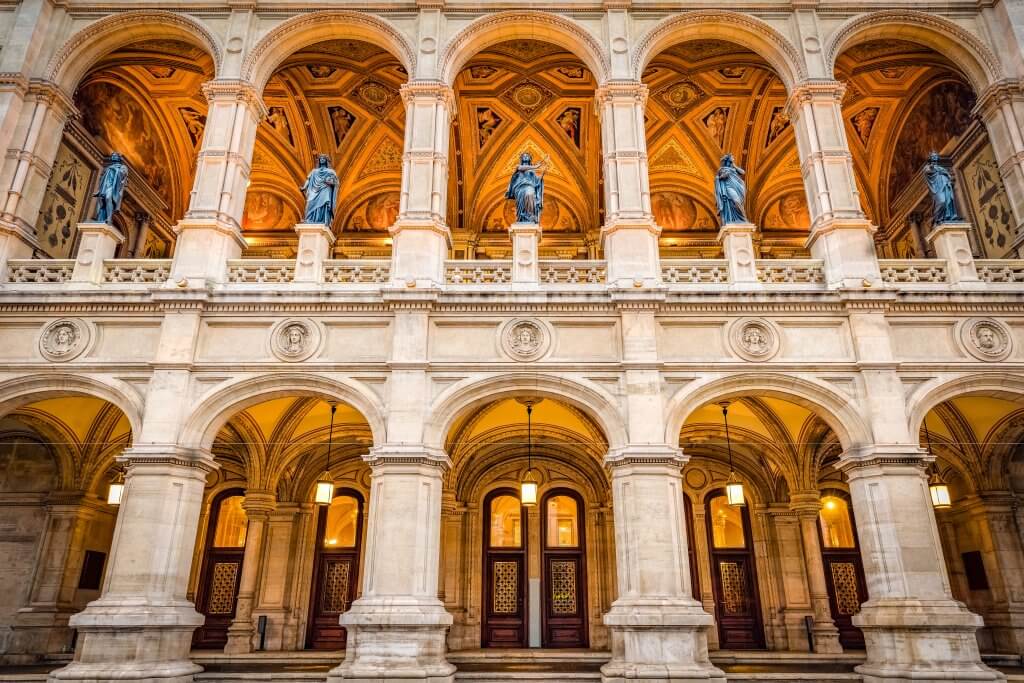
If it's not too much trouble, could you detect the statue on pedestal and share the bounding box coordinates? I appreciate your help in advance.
[715,154,747,225]
[92,153,128,225]
[923,151,962,225]
[301,154,339,226]
[506,152,547,224]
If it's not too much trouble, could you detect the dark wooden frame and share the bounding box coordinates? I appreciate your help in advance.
[306,487,365,650]
[684,494,701,601]
[193,487,247,649]
[540,488,589,648]
[704,488,765,650]
[816,488,868,650]
[481,487,529,648]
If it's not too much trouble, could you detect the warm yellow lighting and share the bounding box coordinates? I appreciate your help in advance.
[327,538,337,546]
[314,476,334,506]
[520,469,538,507]
[824,499,836,510]
[106,473,124,506]
[929,473,951,509]
[725,473,745,507]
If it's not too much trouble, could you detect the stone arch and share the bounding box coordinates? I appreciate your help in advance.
[438,11,610,86]
[906,372,1024,443]
[45,10,223,94]
[665,373,872,453]
[631,10,805,90]
[824,10,1003,93]
[242,11,416,92]
[425,373,627,453]
[0,373,143,438]
[181,373,386,453]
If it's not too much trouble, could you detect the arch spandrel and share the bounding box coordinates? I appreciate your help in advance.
[906,372,1024,441]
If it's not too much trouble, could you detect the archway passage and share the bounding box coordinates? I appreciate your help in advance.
[195,394,373,652]
[643,40,807,258]
[448,40,603,260]
[444,396,611,651]
[39,40,215,259]
[244,39,407,258]
[834,40,1018,258]
[919,393,1024,654]
[0,395,131,660]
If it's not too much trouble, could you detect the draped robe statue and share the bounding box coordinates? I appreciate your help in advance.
[506,152,546,224]
[301,154,339,225]
[92,153,128,225]
[924,151,962,225]
[715,154,747,225]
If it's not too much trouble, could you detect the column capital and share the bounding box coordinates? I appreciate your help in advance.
[785,78,845,116]
[242,490,277,517]
[595,80,648,107]
[365,443,452,471]
[836,444,931,477]
[400,80,455,115]
[0,72,29,97]
[118,444,219,474]
[26,78,77,120]
[605,444,686,469]
[974,78,1024,119]
[201,78,267,120]
[789,490,824,516]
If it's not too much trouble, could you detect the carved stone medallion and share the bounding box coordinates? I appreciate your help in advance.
[500,319,551,362]
[39,319,89,362]
[729,318,780,362]
[270,319,321,362]
[959,318,1012,362]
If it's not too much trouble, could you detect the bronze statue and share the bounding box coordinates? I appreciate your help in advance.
[715,153,747,225]
[924,151,962,225]
[92,153,128,224]
[301,154,339,226]
[506,152,547,224]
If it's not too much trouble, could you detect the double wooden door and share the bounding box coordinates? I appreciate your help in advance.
[193,489,248,649]
[818,492,867,649]
[482,488,588,649]
[705,490,765,650]
[306,489,364,650]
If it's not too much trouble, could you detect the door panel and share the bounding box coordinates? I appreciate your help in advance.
[482,490,528,648]
[306,491,364,650]
[705,491,765,650]
[822,554,867,649]
[541,490,587,648]
[193,490,247,650]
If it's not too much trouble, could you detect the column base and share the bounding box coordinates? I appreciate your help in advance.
[222,619,255,654]
[169,218,246,287]
[810,622,844,654]
[854,599,1005,682]
[327,598,455,683]
[48,600,203,683]
[601,219,661,288]
[601,600,725,683]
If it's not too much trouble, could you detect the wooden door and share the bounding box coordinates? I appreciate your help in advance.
[541,490,588,648]
[193,489,248,649]
[482,489,528,648]
[684,494,701,601]
[818,492,867,649]
[705,490,765,650]
[307,490,364,650]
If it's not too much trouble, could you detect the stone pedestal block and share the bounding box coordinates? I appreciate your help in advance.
[602,220,661,288]
[71,223,123,284]
[509,221,540,284]
[293,223,335,283]
[0,221,35,280]
[169,219,246,287]
[717,222,758,285]
[806,218,882,288]
[389,218,450,288]
[926,222,980,285]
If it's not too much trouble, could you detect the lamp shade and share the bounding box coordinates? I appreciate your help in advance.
[314,475,334,505]
[726,472,745,507]
[520,469,538,506]
[106,479,124,506]
[929,472,951,509]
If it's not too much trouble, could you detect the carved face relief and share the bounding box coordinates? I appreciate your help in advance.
[730,319,779,361]
[959,318,1012,362]
[501,319,550,361]
[270,319,321,362]
[39,319,88,361]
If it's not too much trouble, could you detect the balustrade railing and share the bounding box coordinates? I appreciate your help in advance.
[976,259,1024,283]
[661,259,730,284]
[445,260,512,284]
[7,259,75,283]
[755,259,825,284]
[322,259,390,284]
[226,259,295,284]
[878,259,949,284]
[538,260,606,284]
[103,259,172,284]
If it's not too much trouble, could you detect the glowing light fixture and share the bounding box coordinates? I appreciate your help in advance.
[106,469,125,506]
[720,401,745,507]
[315,402,338,506]
[518,398,542,506]
[923,417,951,509]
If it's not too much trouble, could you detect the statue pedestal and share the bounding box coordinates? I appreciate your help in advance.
[389,218,451,288]
[601,219,660,287]
[926,222,980,286]
[717,222,759,285]
[169,218,246,287]
[293,223,335,283]
[509,222,541,284]
[71,222,124,284]
[805,218,881,288]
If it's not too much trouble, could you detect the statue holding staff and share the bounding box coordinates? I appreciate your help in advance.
[714,153,747,225]
[923,151,962,225]
[506,152,548,224]
[301,154,339,226]
[92,153,128,225]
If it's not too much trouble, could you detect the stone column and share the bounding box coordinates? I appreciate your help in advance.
[790,492,843,653]
[327,445,454,683]
[787,80,881,288]
[52,447,214,683]
[224,490,276,654]
[390,81,453,288]
[975,81,1024,255]
[838,448,1001,682]
[602,446,724,683]
[597,82,661,288]
[170,80,264,286]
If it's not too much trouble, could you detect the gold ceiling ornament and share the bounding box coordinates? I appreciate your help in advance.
[649,138,700,176]
[500,140,562,179]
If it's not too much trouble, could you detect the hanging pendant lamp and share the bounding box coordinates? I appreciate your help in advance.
[315,401,338,505]
[923,417,951,509]
[517,398,542,506]
[106,467,125,506]
[720,401,745,507]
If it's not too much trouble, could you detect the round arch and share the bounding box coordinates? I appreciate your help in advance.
[665,373,871,453]
[438,11,610,86]
[181,373,386,453]
[45,10,223,94]
[425,373,626,453]
[0,373,144,438]
[242,11,416,92]
[906,372,1024,440]
[824,10,1003,93]
[632,11,805,90]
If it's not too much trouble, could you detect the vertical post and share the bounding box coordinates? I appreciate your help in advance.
[70,223,123,284]
[224,490,276,654]
[927,222,980,285]
[787,80,881,288]
[509,222,540,284]
[293,223,335,284]
[790,493,843,653]
[718,223,759,285]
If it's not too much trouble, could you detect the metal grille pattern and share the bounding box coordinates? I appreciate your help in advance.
[492,561,519,614]
[831,562,861,616]
[549,560,577,615]
[719,561,749,614]
[207,561,240,615]
[320,560,352,614]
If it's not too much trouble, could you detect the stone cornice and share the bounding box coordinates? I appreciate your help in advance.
[785,78,845,117]
[973,78,1024,118]
[400,80,456,116]
[201,79,267,120]
[26,79,78,120]
[595,81,648,107]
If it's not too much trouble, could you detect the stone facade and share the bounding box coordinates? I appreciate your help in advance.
[0,3,1021,683]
